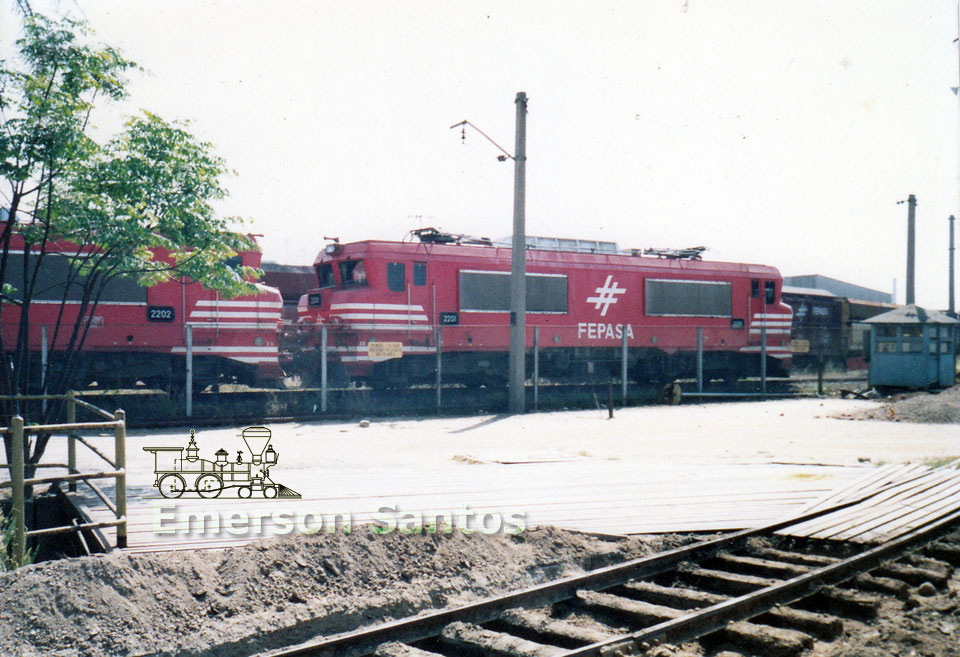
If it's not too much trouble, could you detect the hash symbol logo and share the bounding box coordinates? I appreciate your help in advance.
[587,275,626,317]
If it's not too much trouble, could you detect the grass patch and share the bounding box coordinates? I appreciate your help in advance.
[921,456,960,469]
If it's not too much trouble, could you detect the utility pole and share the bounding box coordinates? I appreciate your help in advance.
[950,214,956,315]
[906,194,917,306]
[509,92,528,414]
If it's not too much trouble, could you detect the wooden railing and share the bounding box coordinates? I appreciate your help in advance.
[0,392,126,568]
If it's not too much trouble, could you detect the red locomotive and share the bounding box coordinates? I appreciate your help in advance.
[2,234,285,389]
[293,229,792,386]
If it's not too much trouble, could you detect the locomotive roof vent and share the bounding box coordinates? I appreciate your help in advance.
[634,246,708,260]
[488,235,620,254]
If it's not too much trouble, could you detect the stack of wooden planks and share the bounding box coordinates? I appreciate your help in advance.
[778,460,960,543]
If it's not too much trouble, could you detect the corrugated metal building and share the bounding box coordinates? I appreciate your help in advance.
[784,275,892,304]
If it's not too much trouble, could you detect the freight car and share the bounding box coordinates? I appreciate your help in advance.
[2,234,285,390]
[782,286,896,370]
[292,229,793,386]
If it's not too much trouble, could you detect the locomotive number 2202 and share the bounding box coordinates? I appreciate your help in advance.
[147,306,175,322]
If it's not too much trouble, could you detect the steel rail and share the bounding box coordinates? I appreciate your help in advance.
[258,493,884,657]
[561,507,960,656]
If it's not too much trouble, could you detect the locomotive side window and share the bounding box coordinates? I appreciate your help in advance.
[645,279,731,317]
[4,252,147,303]
[459,270,567,313]
[414,262,427,286]
[316,263,335,288]
[340,260,367,286]
[387,262,405,292]
[751,280,760,298]
[764,281,776,305]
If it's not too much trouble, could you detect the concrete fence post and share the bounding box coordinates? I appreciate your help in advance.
[435,326,442,413]
[760,326,767,395]
[621,330,628,404]
[696,327,704,393]
[320,325,328,413]
[185,325,193,417]
[533,326,539,411]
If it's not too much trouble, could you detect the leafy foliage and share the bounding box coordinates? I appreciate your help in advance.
[0,510,35,571]
[0,13,261,477]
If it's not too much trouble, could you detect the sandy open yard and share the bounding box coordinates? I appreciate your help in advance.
[48,396,960,548]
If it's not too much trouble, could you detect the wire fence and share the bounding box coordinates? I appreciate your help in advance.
[18,320,939,416]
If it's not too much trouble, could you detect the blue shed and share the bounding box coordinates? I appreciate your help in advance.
[864,304,958,389]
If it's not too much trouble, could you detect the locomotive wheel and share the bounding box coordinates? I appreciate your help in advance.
[263,485,278,498]
[238,486,252,499]
[158,473,186,499]
[195,473,223,499]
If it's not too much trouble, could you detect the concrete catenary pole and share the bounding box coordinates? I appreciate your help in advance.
[950,214,956,315]
[509,92,528,414]
[906,194,917,306]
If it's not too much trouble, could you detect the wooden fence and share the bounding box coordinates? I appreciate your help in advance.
[0,392,126,567]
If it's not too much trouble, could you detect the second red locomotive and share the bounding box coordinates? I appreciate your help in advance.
[292,229,792,386]
[2,233,285,390]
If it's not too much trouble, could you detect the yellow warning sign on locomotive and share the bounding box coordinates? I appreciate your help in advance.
[791,339,810,354]
[368,341,403,361]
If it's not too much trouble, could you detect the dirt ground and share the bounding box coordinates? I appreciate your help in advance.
[0,526,683,657]
[3,527,959,657]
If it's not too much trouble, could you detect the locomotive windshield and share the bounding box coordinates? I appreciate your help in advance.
[340,260,367,286]
[316,263,335,288]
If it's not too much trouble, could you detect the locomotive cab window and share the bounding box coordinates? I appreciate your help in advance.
[316,263,335,288]
[751,280,760,298]
[414,262,427,286]
[387,262,405,292]
[764,281,776,305]
[340,260,367,286]
[223,255,243,270]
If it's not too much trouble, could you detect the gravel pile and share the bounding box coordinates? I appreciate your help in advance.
[837,385,960,424]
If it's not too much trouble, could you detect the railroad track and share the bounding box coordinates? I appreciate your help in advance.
[260,504,960,657]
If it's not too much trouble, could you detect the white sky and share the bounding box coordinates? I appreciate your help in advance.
[2,1,959,308]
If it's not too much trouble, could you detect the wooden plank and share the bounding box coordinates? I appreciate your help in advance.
[62,491,116,551]
[778,468,953,538]
[802,471,960,542]
[799,464,929,513]
[842,480,960,543]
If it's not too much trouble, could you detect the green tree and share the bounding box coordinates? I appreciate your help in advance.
[0,14,261,475]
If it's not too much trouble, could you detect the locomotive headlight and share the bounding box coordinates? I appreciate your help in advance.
[325,243,343,255]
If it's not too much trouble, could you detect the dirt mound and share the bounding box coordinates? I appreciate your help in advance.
[836,385,960,424]
[0,527,674,657]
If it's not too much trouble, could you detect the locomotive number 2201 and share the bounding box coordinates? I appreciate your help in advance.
[147,306,175,322]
